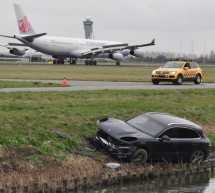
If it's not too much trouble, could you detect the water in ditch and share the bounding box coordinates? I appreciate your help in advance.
[92,169,215,193]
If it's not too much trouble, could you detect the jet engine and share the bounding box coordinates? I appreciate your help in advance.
[9,48,26,56]
[109,53,123,61]
[129,48,144,57]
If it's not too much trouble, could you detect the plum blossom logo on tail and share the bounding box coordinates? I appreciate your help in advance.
[18,16,30,33]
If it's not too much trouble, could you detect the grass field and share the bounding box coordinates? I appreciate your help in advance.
[0,63,215,160]
[0,63,215,188]
[0,89,215,162]
[0,80,62,88]
[0,62,215,82]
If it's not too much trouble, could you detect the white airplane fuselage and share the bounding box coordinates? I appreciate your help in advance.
[15,35,123,58]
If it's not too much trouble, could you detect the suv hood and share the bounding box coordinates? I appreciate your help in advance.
[98,118,149,139]
[155,68,180,72]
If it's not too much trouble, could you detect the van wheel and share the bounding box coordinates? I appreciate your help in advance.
[194,74,201,84]
[173,74,183,85]
[132,148,148,163]
[189,149,205,163]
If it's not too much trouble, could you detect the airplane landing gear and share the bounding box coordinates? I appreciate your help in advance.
[57,59,64,64]
[116,62,120,66]
[70,58,77,65]
[85,60,97,65]
[53,59,64,64]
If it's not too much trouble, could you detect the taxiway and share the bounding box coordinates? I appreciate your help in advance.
[0,79,215,93]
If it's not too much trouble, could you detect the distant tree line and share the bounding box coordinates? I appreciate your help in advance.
[125,50,215,64]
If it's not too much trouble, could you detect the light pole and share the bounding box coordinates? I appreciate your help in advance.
[203,39,206,65]
[190,40,194,60]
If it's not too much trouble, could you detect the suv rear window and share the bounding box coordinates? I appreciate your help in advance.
[161,127,200,138]
[190,62,198,69]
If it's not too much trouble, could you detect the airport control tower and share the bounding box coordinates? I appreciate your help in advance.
[83,16,94,39]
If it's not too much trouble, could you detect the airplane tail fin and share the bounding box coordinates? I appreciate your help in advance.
[13,4,36,35]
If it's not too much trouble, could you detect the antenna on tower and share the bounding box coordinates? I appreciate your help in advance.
[83,16,94,39]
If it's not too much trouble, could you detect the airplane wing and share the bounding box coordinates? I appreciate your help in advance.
[82,43,129,56]
[0,44,7,48]
[14,33,47,42]
[0,44,12,50]
[0,44,28,50]
[0,35,15,39]
[125,38,155,50]
[8,43,27,47]
[82,39,155,56]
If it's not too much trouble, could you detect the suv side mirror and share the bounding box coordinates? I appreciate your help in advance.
[159,135,170,142]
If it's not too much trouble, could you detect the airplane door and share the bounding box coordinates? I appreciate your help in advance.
[51,40,57,47]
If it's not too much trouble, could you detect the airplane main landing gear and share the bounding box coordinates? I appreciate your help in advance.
[85,60,97,65]
[53,59,64,64]
[116,62,120,66]
[58,59,64,64]
[70,58,77,65]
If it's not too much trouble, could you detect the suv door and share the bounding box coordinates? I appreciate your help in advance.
[157,128,181,161]
[190,62,200,80]
[154,127,200,161]
[183,62,193,80]
[150,128,180,161]
[175,127,201,158]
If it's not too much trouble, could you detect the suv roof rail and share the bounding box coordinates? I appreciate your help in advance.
[169,58,195,62]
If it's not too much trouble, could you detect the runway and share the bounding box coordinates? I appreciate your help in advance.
[0,79,215,93]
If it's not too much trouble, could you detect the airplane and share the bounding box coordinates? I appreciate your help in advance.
[0,44,28,56]
[0,4,155,65]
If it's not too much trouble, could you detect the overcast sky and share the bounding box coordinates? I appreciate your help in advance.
[0,0,214,56]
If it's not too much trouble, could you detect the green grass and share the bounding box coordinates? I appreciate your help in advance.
[0,63,215,163]
[0,80,62,88]
[0,89,215,162]
[0,63,215,82]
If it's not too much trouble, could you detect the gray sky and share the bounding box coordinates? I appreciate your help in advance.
[0,0,214,56]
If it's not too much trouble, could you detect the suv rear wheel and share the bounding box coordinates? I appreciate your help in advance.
[194,74,201,84]
[189,149,205,163]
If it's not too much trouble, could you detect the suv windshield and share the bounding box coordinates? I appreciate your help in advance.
[126,114,164,136]
[162,62,183,68]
